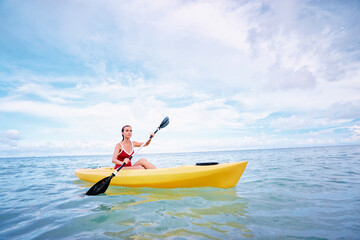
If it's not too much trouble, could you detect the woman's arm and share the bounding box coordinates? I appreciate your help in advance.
[133,133,155,147]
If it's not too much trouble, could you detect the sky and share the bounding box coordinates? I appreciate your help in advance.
[0,0,359,157]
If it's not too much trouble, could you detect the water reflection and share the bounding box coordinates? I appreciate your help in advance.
[97,187,253,239]
[107,186,238,199]
[75,181,252,238]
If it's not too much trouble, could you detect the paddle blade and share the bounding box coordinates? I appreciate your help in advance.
[159,116,170,129]
[86,174,114,196]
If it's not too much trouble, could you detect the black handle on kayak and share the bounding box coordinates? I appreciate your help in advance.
[196,162,219,166]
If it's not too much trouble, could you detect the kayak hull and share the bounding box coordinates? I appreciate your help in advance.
[75,161,247,188]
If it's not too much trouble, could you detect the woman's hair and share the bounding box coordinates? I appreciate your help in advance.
[121,125,131,141]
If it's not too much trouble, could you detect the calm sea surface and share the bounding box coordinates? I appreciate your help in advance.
[0,145,359,239]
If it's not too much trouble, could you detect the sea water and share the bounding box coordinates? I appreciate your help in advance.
[0,145,359,239]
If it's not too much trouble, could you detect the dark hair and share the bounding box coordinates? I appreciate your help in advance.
[121,125,131,141]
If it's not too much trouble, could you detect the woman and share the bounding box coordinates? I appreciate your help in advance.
[112,125,157,169]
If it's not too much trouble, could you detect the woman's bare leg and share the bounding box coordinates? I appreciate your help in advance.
[121,165,145,170]
[133,158,157,169]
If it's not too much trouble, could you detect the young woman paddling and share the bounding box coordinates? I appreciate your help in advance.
[112,125,157,169]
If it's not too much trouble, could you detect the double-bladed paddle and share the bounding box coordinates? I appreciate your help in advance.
[85,116,170,195]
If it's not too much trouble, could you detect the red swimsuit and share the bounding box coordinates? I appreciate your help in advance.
[115,142,134,169]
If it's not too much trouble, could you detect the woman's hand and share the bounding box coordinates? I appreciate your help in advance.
[144,132,155,146]
[124,158,130,164]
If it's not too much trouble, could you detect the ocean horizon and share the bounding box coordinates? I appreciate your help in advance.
[2,143,359,159]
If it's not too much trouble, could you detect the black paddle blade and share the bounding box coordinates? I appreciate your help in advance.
[85,174,114,196]
[159,116,170,129]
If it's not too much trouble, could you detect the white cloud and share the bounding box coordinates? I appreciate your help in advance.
[0,129,21,147]
[350,125,360,139]
[267,66,316,90]
[269,115,350,131]
[4,129,20,140]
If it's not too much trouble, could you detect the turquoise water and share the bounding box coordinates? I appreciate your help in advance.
[1,145,359,239]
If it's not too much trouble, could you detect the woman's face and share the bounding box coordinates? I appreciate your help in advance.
[122,126,132,139]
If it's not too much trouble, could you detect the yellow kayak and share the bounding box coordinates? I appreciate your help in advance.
[75,161,247,188]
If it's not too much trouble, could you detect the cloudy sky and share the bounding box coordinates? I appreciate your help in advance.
[0,0,359,157]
